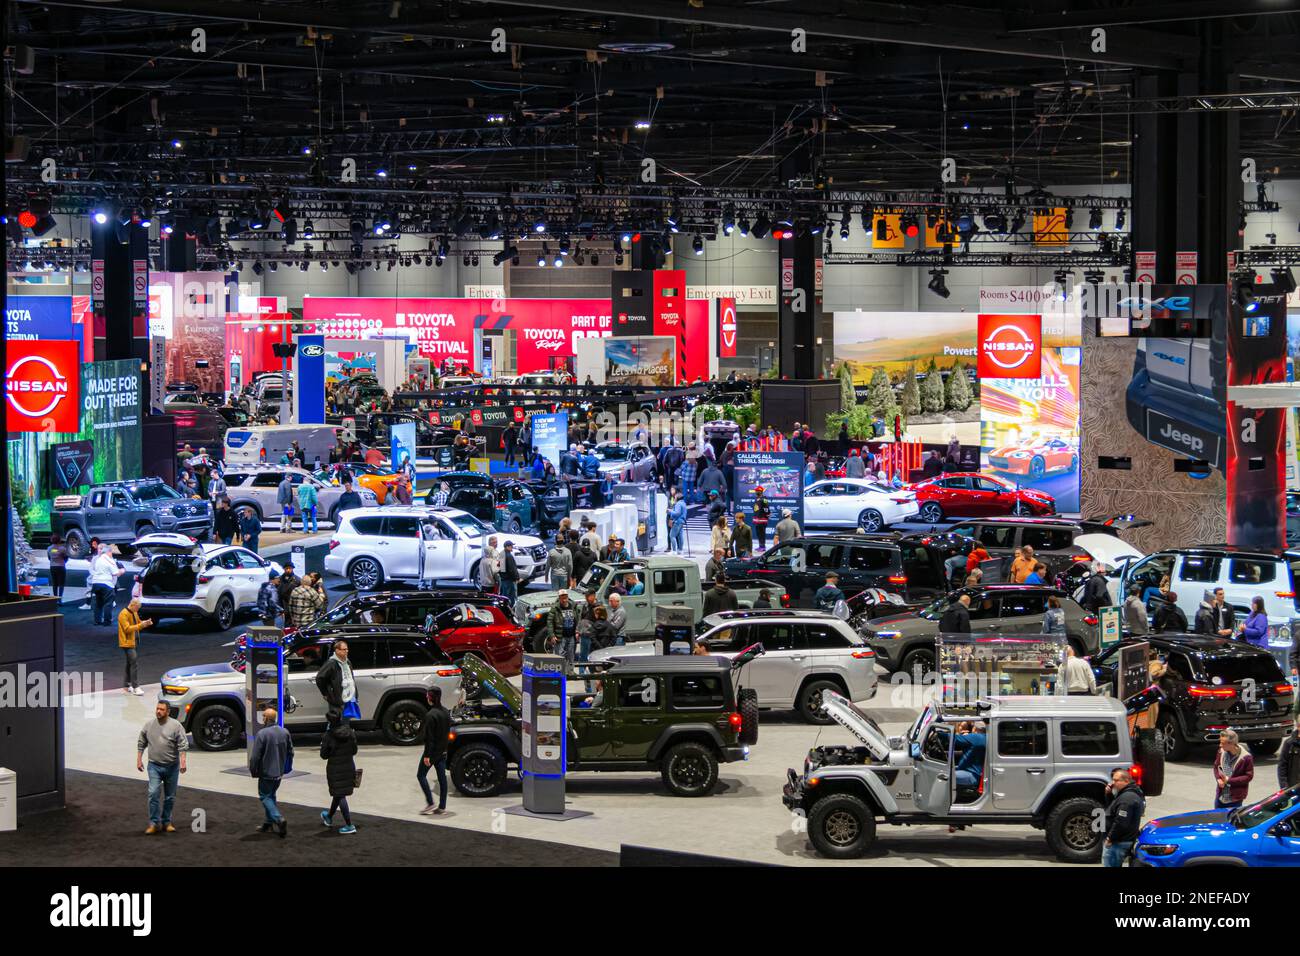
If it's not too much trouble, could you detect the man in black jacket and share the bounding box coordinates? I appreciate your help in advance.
[702,574,739,615]
[335,480,363,514]
[1102,768,1145,866]
[1154,591,1189,632]
[314,640,352,718]
[499,541,521,602]
[417,687,451,815]
[939,594,972,633]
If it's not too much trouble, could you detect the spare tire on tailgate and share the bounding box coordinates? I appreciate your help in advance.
[1134,728,1165,797]
[737,688,759,746]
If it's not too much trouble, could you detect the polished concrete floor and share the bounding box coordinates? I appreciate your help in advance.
[60,678,1282,867]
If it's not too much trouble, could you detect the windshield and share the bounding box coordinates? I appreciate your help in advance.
[908,704,939,744]
[595,444,627,461]
[580,564,612,590]
[1233,787,1300,829]
[446,512,494,535]
[1200,654,1285,684]
[261,389,285,401]
[918,594,955,621]
[131,483,181,502]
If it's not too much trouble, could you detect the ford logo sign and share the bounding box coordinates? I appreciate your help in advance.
[301,344,325,357]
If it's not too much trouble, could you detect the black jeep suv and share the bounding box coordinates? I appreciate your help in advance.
[1090,634,1295,760]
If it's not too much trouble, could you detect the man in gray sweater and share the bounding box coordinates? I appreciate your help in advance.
[249,706,294,837]
[136,699,189,834]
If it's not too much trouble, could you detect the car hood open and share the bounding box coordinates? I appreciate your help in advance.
[459,653,523,716]
[821,690,893,760]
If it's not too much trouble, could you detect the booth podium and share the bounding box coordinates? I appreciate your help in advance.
[244,627,287,755]
[504,653,590,821]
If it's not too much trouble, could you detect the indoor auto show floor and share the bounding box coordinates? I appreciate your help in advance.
[39,678,1262,868]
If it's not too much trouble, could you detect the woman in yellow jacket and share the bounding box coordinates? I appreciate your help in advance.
[118,597,153,697]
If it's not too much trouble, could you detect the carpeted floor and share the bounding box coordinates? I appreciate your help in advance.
[0,771,618,867]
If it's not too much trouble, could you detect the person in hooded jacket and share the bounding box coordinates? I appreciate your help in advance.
[320,718,359,834]
[417,687,450,815]
[571,539,596,584]
[1195,588,1233,637]
[697,460,727,503]
[940,594,972,633]
[1102,768,1145,867]
[1154,591,1190,632]
[844,449,866,478]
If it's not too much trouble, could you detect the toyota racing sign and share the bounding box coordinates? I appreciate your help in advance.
[977,314,1042,379]
[6,339,80,432]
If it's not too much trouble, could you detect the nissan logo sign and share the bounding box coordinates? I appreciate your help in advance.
[981,324,1037,370]
[301,344,325,357]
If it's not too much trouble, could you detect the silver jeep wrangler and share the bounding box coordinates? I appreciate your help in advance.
[783,693,1150,863]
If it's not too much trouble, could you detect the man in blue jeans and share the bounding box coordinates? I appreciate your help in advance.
[136,699,188,834]
[1102,767,1145,866]
[249,706,293,837]
[418,687,451,814]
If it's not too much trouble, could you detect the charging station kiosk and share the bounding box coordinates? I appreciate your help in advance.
[244,627,287,753]
[521,653,567,814]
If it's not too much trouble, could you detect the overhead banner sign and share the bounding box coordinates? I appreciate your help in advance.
[6,339,81,433]
[150,335,168,415]
[977,314,1042,380]
[718,297,738,359]
[604,336,676,387]
[687,285,776,306]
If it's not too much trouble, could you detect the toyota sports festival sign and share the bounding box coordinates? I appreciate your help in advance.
[977,314,1042,380]
[6,339,80,432]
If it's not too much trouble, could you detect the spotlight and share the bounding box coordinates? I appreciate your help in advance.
[722,206,735,235]
[666,206,680,232]
[875,217,888,241]
[268,260,278,272]
[282,218,298,245]
[492,244,519,266]
[1115,209,1126,230]
[1271,267,1297,295]
[590,252,599,266]
[900,213,920,238]
[554,254,564,268]
[299,260,309,272]
[1234,273,1258,313]
[982,212,1006,233]
[559,236,571,256]
[252,260,264,275]
[30,214,58,236]
[161,222,174,236]
[738,217,750,237]
[350,220,364,243]
[533,217,547,234]
[751,212,771,239]
[927,269,950,299]
[538,243,549,267]
[1053,270,1071,300]
[839,218,850,241]
[1088,207,1103,230]
[1009,211,1025,234]
[303,220,315,239]
[1063,208,1075,231]
[692,234,704,255]
[463,253,471,267]
[615,252,625,266]
[93,209,109,225]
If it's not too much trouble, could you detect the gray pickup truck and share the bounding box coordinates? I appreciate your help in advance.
[51,478,214,558]
[513,555,786,650]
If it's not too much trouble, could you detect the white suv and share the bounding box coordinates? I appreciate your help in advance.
[590,609,878,724]
[325,505,548,591]
[134,532,284,631]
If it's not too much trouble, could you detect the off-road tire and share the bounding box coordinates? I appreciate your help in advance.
[379,698,426,746]
[1159,713,1190,761]
[65,528,90,560]
[660,741,720,797]
[192,703,243,751]
[797,679,841,725]
[1045,795,1105,864]
[1134,728,1166,797]
[737,688,759,745]
[450,742,509,797]
[807,793,878,859]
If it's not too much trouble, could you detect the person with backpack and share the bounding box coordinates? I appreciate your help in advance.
[1154,591,1189,632]
[814,572,845,613]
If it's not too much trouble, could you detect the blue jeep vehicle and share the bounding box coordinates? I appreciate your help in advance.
[1134,785,1300,866]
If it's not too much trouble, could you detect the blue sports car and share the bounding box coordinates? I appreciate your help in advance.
[1134,786,1300,866]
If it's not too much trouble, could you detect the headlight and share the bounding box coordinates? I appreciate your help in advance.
[161,684,189,696]
[1138,844,1178,857]
[874,631,901,640]
[1279,625,1292,641]
[1010,452,1030,459]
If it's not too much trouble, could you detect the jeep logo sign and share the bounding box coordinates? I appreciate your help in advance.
[976,314,1042,379]
[300,344,325,357]
[1146,410,1221,467]
[1160,422,1205,454]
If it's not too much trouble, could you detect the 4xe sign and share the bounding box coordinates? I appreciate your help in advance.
[976,314,1041,379]
[6,339,80,432]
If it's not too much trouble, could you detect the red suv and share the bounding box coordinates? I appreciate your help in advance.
[910,472,1056,523]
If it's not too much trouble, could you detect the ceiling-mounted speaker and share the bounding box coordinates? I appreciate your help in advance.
[161,230,197,271]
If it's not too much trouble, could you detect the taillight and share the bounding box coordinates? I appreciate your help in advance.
[727,712,743,728]
[1129,763,1144,787]
[891,497,911,504]
[436,668,462,677]
[328,539,339,550]
[1082,616,1098,626]
[780,593,791,608]
[851,649,875,659]
[197,574,212,584]
[1276,591,1296,599]
[1071,554,1092,562]
[1189,684,1236,699]
[1275,683,1294,695]
[888,575,907,586]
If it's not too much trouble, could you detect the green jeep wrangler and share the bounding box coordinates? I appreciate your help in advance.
[448,652,761,798]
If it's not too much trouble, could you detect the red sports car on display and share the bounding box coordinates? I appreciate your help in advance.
[986,435,1078,480]
[909,472,1056,523]
[428,603,526,677]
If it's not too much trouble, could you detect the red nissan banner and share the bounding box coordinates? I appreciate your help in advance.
[718,297,738,359]
[6,339,81,433]
[977,313,1042,379]
[301,298,612,374]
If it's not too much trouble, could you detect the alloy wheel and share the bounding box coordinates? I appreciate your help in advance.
[670,754,707,790]
[824,810,860,846]
[1062,811,1095,851]
[351,559,380,590]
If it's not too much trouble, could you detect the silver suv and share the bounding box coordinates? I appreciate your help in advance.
[783,693,1151,863]
[160,625,465,750]
[222,465,378,527]
[591,610,877,723]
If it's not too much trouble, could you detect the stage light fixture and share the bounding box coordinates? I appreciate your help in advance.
[1235,273,1258,312]
[554,254,564,268]
[252,260,264,275]
[93,209,109,225]
[1271,267,1297,295]
[534,217,547,234]
[752,212,771,239]
[692,234,704,255]
[268,260,278,272]
[302,220,315,239]
[927,269,950,299]
[875,217,888,241]
[538,243,549,267]
[590,252,599,266]
[1115,209,1126,230]
[901,213,920,238]
[1088,207,1103,230]
[982,212,1006,233]
[350,220,364,243]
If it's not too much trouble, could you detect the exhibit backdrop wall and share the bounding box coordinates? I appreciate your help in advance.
[1079,325,1225,553]
[8,359,144,531]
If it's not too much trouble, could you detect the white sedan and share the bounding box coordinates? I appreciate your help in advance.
[802,478,919,532]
